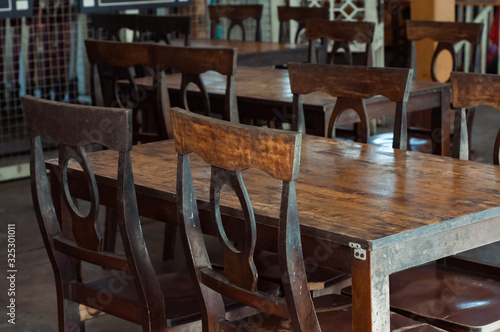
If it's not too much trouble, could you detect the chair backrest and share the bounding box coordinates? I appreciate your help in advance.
[23,95,166,329]
[289,62,413,148]
[277,6,329,44]
[89,13,137,41]
[451,72,500,163]
[172,107,322,331]
[85,39,164,144]
[306,19,375,66]
[85,39,238,143]
[90,13,191,45]
[208,4,263,41]
[406,20,483,82]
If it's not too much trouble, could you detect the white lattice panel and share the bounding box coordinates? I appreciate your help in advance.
[306,0,385,66]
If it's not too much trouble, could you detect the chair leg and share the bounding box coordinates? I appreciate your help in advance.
[103,207,117,253]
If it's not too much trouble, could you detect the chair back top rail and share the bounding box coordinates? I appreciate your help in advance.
[85,39,236,75]
[451,72,500,110]
[23,94,132,151]
[306,20,375,43]
[171,107,300,182]
[406,20,483,44]
[289,62,413,102]
[90,13,191,45]
[277,6,329,43]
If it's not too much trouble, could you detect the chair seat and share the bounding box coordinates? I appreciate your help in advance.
[390,263,500,331]
[82,260,242,327]
[225,294,445,331]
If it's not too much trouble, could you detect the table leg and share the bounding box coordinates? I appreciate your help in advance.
[351,250,390,332]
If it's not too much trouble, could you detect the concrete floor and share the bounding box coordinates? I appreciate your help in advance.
[2,106,500,331]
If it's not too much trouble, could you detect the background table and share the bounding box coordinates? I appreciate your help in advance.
[171,38,308,67]
[159,67,451,156]
[49,135,500,331]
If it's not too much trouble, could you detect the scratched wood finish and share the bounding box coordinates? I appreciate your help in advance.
[209,5,263,41]
[171,107,300,182]
[406,20,483,45]
[24,96,203,331]
[65,136,500,251]
[56,136,500,331]
[306,20,375,66]
[277,6,329,43]
[288,63,413,148]
[451,72,500,164]
[89,13,191,45]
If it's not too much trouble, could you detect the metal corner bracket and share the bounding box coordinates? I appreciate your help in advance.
[349,242,366,261]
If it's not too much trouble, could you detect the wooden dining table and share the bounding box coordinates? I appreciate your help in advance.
[159,66,452,156]
[171,38,308,67]
[48,135,500,331]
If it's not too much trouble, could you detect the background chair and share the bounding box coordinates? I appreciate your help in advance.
[405,20,483,153]
[306,20,375,66]
[208,4,263,41]
[85,39,238,254]
[451,72,500,162]
[289,62,413,148]
[89,13,137,41]
[277,6,329,44]
[23,95,203,331]
[85,40,170,144]
[172,107,445,331]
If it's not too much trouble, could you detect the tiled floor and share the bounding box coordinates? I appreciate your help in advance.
[1,106,500,331]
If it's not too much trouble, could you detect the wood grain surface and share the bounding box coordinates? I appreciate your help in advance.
[55,135,500,250]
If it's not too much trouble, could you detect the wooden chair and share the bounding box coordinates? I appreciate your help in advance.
[172,107,446,331]
[306,20,375,66]
[289,62,413,148]
[85,39,170,145]
[208,5,263,41]
[89,13,136,41]
[406,20,483,152]
[85,39,238,144]
[85,39,238,254]
[451,71,500,162]
[23,95,204,331]
[407,20,482,83]
[277,6,329,44]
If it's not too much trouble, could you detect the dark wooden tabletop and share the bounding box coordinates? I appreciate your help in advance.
[49,134,500,331]
[57,135,500,250]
